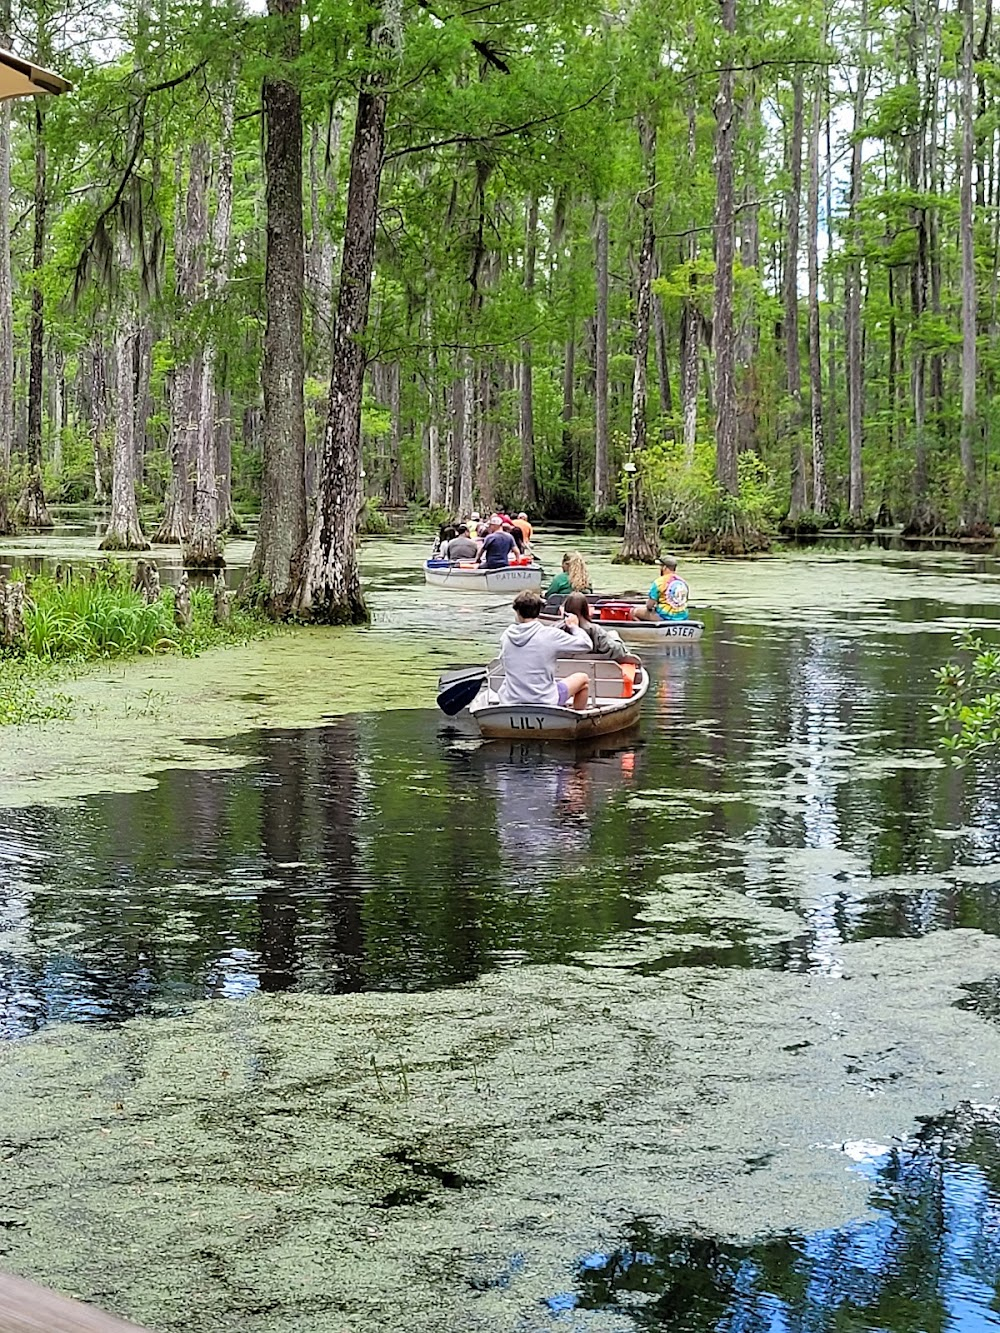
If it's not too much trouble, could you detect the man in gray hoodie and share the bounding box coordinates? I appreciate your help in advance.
[499,591,594,710]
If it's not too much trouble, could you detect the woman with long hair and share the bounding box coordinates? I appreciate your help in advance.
[546,551,592,597]
[563,591,640,665]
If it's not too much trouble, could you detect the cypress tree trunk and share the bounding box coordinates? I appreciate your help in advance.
[459,358,474,515]
[17,101,51,528]
[562,327,576,482]
[387,360,405,507]
[682,69,700,466]
[736,162,761,458]
[156,143,210,545]
[619,111,660,563]
[427,320,442,507]
[653,287,674,423]
[680,296,699,462]
[959,0,979,527]
[290,3,400,623]
[806,78,826,516]
[100,237,149,552]
[785,76,807,520]
[446,373,463,513]
[904,0,931,534]
[217,389,242,533]
[846,0,868,520]
[824,87,838,472]
[593,206,611,509]
[477,361,498,513]
[91,337,108,504]
[713,0,739,501]
[0,6,12,537]
[519,194,538,508]
[448,378,461,517]
[186,89,236,570]
[245,0,308,615]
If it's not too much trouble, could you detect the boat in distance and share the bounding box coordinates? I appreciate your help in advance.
[424,559,544,592]
[469,655,649,741]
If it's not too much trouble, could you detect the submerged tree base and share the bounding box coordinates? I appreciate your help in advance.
[182,539,225,572]
[16,475,52,530]
[613,542,659,566]
[100,528,151,553]
[693,517,772,556]
[901,509,945,539]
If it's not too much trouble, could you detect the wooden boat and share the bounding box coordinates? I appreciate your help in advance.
[424,559,543,592]
[602,613,704,645]
[469,655,648,741]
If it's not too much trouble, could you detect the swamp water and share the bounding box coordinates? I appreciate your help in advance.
[4,523,1000,1328]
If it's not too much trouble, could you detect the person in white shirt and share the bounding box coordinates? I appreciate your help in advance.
[498,590,593,710]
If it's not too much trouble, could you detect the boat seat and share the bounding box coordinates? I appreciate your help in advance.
[556,656,633,703]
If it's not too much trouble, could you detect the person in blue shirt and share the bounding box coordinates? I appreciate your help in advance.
[478,515,516,568]
[632,555,690,621]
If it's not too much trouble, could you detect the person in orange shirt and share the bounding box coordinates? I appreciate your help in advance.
[513,511,533,545]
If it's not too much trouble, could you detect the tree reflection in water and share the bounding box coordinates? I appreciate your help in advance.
[558,1106,1000,1331]
[7,605,1000,1039]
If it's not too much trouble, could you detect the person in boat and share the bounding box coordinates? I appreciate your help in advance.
[444,524,478,561]
[499,590,593,711]
[513,511,533,545]
[478,515,517,568]
[432,522,460,557]
[546,551,592,598]
[632,554,690,622]
[503,520,527,555]
[563,592,641,666]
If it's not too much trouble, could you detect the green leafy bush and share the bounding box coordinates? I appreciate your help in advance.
[359,497,391,535]
[636,437,777,554]
[933,629,1000,763]
[586,504,623,533]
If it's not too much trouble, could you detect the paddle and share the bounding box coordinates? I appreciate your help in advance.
[436,670,487,716]
[437,663,488,689]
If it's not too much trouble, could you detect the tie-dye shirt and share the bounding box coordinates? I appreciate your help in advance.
[649,574,689,620]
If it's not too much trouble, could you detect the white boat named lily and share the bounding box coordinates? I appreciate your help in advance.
[424,559,543,592]
[469,655,648,741]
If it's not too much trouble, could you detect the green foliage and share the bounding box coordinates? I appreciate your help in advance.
[19,565,179,659]
[586,504,623,533]
[780,510,825,536]
[359,497,391,535]
[933,630,1000,763]
[0,661,72,726]
[4,564,275,668]
[636,437,778,553]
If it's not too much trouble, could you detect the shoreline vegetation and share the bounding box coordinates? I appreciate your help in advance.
[0,562,278,726]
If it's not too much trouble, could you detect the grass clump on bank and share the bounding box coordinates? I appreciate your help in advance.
[1,563,278,724]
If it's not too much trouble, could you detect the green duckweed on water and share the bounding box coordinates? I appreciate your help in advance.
[2,930,1000,1331]
[5,535,1000,1328]
[0,625,491,808]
